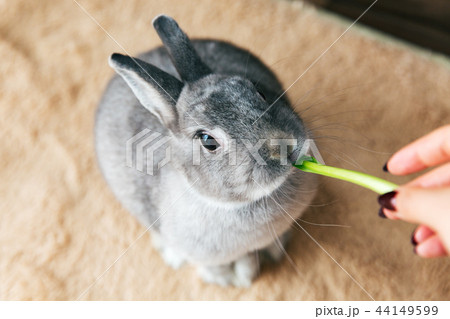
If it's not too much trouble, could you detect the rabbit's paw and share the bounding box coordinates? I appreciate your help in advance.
[197,254,259,287]
[151,232,186,269]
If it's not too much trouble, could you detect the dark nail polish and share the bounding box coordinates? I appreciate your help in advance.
[378,191,397,211]
[378,207,387,218]
[383,163,389,172]
[411,230,418,246]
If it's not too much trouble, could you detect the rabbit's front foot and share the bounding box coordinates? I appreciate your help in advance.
[151,231,186,269]
[197,253,259,287]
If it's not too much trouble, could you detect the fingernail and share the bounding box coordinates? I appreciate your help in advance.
[378,191,397,211]
[378,207,387,218]
[411,230,418,246]
[383,163,389,172]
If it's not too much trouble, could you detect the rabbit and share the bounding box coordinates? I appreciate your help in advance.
[95,15,317,287]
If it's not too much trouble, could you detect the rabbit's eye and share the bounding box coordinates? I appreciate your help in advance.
[196,132,220,152]
[257,90,266,101]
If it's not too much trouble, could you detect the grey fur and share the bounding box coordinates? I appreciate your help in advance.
[95,15,317,286]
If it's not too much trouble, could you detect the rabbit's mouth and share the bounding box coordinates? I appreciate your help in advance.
[193,172,289,206]
[245,174,288,202]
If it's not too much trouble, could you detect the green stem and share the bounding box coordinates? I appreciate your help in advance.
[294,158,398,194]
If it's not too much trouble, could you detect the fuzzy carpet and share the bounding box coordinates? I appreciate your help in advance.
[1,0,449,300]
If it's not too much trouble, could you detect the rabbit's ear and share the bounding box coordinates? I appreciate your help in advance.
[153,15,211,82]
[109,53,183,125]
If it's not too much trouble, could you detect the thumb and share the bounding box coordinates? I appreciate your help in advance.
[394,187,450,227]
[385,186,450,253]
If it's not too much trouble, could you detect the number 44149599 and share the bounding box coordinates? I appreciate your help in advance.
[375,306,438,316]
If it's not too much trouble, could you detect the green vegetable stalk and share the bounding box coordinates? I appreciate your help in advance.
[294,157,398,194]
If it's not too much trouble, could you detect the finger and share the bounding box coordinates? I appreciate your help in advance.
[412,225,434,245]
[386,125,450,175]
[394,187,450,228]
[415,235,448,258]
[381,208,400,220]
[379,187,450,253]
[407,162,450,188]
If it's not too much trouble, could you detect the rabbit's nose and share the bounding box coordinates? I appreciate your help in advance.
[268,139,296,164]
[289,147,300,164]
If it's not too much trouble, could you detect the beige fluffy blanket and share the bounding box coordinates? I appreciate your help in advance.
[1,0,449,300]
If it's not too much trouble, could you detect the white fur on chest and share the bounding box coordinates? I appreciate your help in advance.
[155,170,288,266]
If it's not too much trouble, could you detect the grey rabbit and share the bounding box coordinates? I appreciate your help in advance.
[95,15,317,286]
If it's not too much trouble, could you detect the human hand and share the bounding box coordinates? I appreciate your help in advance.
[378,125,450,258]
